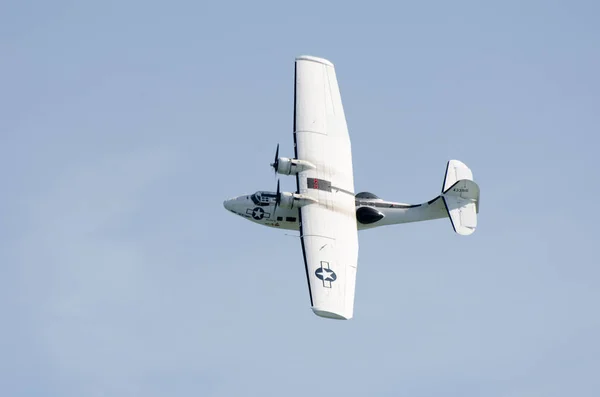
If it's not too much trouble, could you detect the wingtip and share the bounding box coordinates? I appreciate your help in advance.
[312,308,351,320]
[296,55,334,67]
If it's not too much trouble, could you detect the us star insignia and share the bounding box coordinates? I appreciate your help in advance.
[247,207,270,220]
[315,262,337,288]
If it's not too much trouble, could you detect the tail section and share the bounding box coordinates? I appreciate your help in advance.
[441,160,480,235]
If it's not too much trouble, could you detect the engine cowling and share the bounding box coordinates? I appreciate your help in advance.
[278,191,318,209]
[275,157,316,175]
[356,206,385,224]
[275,157,294,175]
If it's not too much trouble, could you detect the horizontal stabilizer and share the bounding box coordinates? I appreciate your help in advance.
[442,179,480,235]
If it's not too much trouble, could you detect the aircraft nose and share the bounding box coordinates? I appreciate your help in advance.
[223,199,233,211]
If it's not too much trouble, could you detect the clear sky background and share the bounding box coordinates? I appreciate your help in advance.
[2,1,599,396]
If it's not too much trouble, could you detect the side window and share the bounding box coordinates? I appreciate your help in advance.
[260,195,270,206]
[277,216,283,221]
[286,217,297,222]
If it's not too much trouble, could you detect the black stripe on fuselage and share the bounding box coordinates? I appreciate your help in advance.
[427,196,441,205]
[355,200,421,209]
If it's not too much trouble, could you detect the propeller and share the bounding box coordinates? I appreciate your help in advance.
[274,179,281,214]
[270,143,279,174]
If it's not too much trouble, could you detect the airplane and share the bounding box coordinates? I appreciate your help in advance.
[224,55,480,320]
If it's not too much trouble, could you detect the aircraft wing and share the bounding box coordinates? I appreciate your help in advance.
[293,55,359,320]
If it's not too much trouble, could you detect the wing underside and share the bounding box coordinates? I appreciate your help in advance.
[293,55,358,320]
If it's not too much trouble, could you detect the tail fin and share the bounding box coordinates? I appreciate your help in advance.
[441,160,480,236]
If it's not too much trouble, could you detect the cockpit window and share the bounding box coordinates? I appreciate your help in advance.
[251,191,276,206]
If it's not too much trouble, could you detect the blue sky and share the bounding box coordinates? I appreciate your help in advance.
[2,1,599,396]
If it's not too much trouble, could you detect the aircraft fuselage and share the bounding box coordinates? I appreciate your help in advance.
[223,190,448,231]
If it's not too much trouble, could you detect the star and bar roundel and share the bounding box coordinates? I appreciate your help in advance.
[315,261,337,288]
[247,207,270,220]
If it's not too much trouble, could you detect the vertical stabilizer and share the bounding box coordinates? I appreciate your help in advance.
[442,160,474,193]
[441,160,480,236]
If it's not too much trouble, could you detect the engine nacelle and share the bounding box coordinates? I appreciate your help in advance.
[279,191,318,209]
[356,206,385,224]
[275,157,316,175]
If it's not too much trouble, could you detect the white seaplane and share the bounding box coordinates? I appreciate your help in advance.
[224,55,480,320]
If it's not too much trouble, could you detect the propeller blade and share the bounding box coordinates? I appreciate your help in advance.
[271,143,279,173]
[274,179,280,213]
